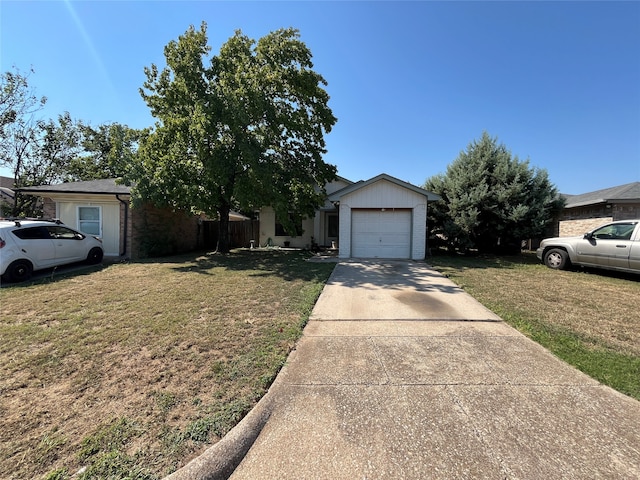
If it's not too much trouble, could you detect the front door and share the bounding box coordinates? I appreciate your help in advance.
[326,213,338,247]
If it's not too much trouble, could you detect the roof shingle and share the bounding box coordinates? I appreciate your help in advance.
[18,178,131,195]
[563,182,640,208]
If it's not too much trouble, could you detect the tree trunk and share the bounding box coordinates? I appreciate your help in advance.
[217,202,231,253]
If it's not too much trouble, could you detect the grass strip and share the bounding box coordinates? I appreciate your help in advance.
[430,252,640,400]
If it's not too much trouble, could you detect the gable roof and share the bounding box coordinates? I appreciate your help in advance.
[328,173,441,202]
[0,187,15,200]
[0,176,14,189]
[563,182,640,208]
[17,178,131,196]
[334,174,354,185]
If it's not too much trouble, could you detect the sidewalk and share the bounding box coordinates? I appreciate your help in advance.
[169,260,640,479]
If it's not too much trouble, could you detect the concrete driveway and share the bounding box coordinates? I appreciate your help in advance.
[168,260,640,480]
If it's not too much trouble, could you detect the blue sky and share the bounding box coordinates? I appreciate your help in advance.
[1,1,639,195]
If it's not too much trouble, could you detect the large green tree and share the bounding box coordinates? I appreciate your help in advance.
[7,112,83,216]
[425,132,564,253]
[1,68,47,215]
[0,67,46,152]
[67,123,143,181]
[1,68,140,215]
[127,23,337,252]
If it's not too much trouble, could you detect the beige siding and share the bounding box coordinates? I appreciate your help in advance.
[55,200,121,257]
[412,202,427,259]
[341,179,426,208]
[259,207,276,246]
[338,202,352,258]
[258,206,314,248]
[100,204,120,256]
[319,178,351,209]
[338,179,428,260]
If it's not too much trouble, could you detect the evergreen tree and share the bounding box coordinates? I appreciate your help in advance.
[425,132,564,253]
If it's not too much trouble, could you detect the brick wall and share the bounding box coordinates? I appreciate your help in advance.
[558,201,640,237]
[559,217,613,237]
[560,204,609,221]
[129,203,203,258]
[560,202,640,222]
[612,203,640,220]
[42,197,56,219]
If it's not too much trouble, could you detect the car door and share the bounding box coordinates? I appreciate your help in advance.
[607,222,637,269]
[575,222,636,269]
[46,226,87,264]
[627,224,640,272]
[11,226,56,268]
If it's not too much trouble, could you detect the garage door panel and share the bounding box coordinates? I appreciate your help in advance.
[352,210,411,259]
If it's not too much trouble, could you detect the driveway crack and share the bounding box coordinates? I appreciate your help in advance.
[446,385,513,479]
[369,336,391,385]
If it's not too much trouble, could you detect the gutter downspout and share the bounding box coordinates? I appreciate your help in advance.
[116,194,129,257]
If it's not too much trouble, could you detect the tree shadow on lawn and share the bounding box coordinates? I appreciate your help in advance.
[431,250,639,283]
[429,250,540,272]
[576,266,640,283]
[0,263,106,289]
[164,248,335,283]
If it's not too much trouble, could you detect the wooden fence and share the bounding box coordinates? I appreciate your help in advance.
[202,220,259,249]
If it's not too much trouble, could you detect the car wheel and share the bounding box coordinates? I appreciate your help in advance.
[6,260,33,282]
[87,247,104,264]
[544,248,570,270]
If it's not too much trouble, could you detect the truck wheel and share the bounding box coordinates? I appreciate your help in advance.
[544,248,570,270]
[6,260,33,282]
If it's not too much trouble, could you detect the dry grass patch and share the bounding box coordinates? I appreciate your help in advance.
[0,250,335,480]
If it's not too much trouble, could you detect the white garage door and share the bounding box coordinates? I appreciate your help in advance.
[351,209,412,258]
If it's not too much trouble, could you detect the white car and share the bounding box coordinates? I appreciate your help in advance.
[0,219,103,283]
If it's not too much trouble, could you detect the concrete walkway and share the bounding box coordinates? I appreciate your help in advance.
[169,260,640,480]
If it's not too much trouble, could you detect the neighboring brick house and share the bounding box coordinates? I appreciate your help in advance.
[557,182,640,237]
[18,179,204,259]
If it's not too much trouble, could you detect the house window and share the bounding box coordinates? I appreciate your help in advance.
[78,206,102,237]
[275,213,303,236]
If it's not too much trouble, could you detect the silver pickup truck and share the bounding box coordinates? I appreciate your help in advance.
[536,219,640,274]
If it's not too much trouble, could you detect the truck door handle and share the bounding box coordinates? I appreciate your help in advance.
[616,245,627,248]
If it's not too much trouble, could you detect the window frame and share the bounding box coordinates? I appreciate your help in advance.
[77,205,102,238]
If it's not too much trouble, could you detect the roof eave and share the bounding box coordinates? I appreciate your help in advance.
[19,189,131,196]
[328,173,441,202]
